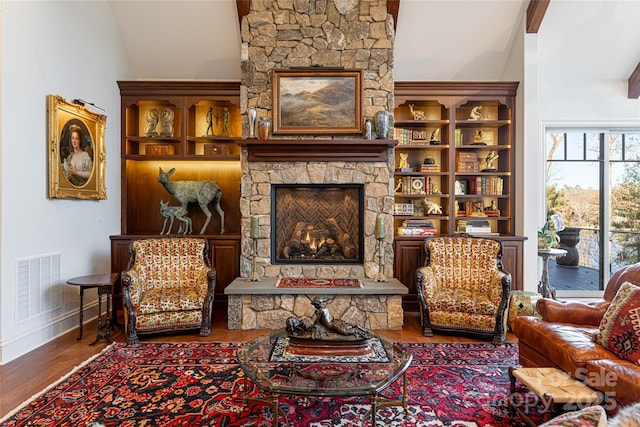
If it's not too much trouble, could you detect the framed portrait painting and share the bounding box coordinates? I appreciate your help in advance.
[48,94,107,199]
[272,69,363,135]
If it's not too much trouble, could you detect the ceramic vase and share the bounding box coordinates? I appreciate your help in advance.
[248,108,257,139]
[556,227,581,267]
[374,110,390,139]
[258,117,271,140]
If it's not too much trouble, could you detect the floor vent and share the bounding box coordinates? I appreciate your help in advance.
[14,252,62,324]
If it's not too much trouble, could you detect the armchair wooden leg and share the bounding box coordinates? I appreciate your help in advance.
[126,331,139,345]
[422,327,434,337]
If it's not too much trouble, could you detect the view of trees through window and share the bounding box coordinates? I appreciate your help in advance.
[545,129,640,292]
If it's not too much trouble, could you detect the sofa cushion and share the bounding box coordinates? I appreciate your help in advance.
[538,405,607,427]
[595,281,640,365]
[428,289,497,315]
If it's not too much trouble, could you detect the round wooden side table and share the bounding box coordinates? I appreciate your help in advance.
[66,273,118,345]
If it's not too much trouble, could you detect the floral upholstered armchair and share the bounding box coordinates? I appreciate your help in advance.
[416,235,511,345]
[122,237,216,344]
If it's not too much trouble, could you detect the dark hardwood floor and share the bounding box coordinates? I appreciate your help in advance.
[0,308,516,419]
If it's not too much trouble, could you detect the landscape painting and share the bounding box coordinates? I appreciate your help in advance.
[273,69,362,135]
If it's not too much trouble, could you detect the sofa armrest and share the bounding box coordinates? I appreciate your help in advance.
[536,298,609,326]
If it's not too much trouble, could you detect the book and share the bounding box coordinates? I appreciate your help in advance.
[397,227,438,236]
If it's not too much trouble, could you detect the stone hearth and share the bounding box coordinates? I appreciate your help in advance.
[226,277,407,330]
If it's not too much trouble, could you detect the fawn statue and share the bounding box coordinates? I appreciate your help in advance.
[159,200,192,235]
[157,167,225,234]
[409,104,426,120]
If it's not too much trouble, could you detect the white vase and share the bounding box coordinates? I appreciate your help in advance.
[248,108,257,138]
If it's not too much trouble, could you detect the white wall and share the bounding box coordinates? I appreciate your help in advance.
[521,0,640,293]
[0,1,128,363]
[1,0,639,363]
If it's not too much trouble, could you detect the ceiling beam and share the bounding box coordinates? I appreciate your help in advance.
[236,0,249,27]
[629,62,640,99]
[235,1,401,32]
[527,0,550,33]
[388,0,400,31]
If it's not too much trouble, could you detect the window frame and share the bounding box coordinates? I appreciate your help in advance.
[541,122,640,299]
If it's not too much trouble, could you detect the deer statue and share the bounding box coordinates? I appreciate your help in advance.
[159,200,192,235]
[408,104,426,120]
[157,167,225,234]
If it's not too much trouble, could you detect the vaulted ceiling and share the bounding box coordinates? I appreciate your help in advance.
[108,0,640,97]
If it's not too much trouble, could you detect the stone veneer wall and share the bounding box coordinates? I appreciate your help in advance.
[240,0,395,121]
[238,0,396,280]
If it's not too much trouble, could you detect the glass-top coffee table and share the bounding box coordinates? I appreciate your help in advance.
[237,330,413,427]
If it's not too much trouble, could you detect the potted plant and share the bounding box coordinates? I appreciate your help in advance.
[538,213,564,250]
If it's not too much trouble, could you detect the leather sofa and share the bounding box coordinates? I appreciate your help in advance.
[512,263,640,408]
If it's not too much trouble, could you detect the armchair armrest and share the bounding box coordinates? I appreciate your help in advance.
[490,269,511,302]
[536,298,609,326]
[121,269,141,305]
[416,266,438,298]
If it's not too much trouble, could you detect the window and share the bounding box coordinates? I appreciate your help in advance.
[545,129,640,294]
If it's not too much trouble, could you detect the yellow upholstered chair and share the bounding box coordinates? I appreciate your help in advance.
[121,237,216,344]
[416,235,511,345]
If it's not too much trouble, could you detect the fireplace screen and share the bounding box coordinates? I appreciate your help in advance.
[272,184,364,264]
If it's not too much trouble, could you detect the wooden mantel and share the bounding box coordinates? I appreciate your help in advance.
[235,139,397,162]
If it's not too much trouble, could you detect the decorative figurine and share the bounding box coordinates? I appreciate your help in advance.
[423,198,443,215]
[469,105,488,120]
[205,107,215,136]
[160,107,175,137]
[221,107,231,136]
[399,152,410,169]
[429,128,441,145]
[144,107,159,137]
[157,167,225,234]
[409,104,426,120]
[472,130,486,145]
[394,179,403,193]
[159,200,192,235]
[482,151,499,172]
[286,296,371,342]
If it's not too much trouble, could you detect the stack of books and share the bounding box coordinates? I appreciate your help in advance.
[419,163,440,172]
[394,203,414,216]
[397,219,438,236]
[458,219,498,236]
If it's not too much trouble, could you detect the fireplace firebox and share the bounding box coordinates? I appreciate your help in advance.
[272,184,364,264]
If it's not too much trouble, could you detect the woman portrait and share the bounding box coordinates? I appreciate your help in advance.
[60,120,94,187]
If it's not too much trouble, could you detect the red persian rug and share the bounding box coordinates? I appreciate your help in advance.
[0,341,536,427]
[275,277,364,288]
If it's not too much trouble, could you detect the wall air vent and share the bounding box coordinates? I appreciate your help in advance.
[14,252,62,324]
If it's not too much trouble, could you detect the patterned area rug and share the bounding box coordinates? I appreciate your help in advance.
[275,277,363,288]
[0,341,537,426]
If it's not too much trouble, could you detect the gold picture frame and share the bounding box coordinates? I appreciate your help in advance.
[48,95,107,199]
[272,69,363,135]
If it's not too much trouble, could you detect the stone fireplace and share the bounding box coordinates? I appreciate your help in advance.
[238,0,396,280]
[272,183,364,264]
[225,0,405,331]
[238,140,395,280]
